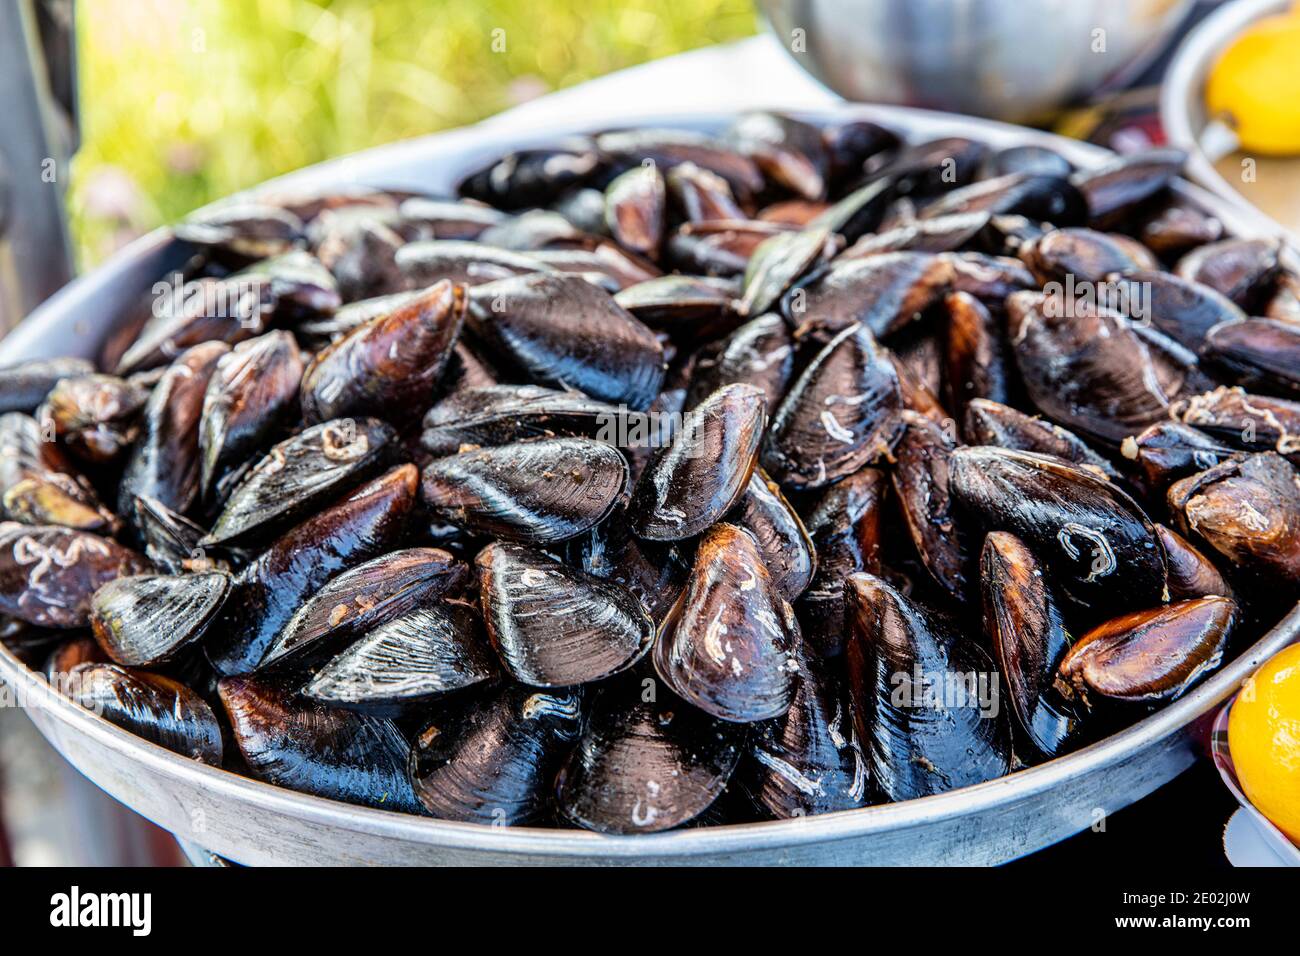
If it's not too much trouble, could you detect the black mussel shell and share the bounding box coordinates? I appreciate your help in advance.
[943,291,1011,422]
[409,684,582,825]
[665,161,746,223]
[1021,228,1148,284]
[220,675,422,812]
[613,275,739,338]
[1156,524,1233,601]
[797,466,888,659]
[90,571,231,666]
[259,547,469,670]
[302,600,498,712]
[1204,318,1300,396]
[1140,202,1224,258]
[891,410,969,600]
[740,226,836,318]
[1175,237,1283,310]
[458,142,603,209]
[39,373,148,463]
[809,177,894,243]
[174,202,304,260]
[866,136,989,198]
[242,248,343,316]
[684,313,793,413]
[595,128,764,200]
[294,289,422,349]
[665,218,790,277]
[1070,148,1184,229]
[840,211,990,257]
[477,542,653,687]
[300,279,466,425]
[419,384,617,457]
[311,211,407,302]
[422,438,626,545]
[565,500,688,623]
[394,240,551,288]
[949,446,1167,611]
[653,522,801,723]
[207,464,418,675]
[1106,269,1244,352]
[203,417,396,549]
[118,341,229,516]
[821,119,899,188]
[1119,421,1241,491]
[763,323,901,491]
[987,144,1073,179]
[2,472,119,534]
[477,208,586,251]
[1167,453,1300,586]
[844,573,1011,801]
[730,469,816,601]
[466,272,665,410]
[1006,291,1170,444]
[66,663,223,764]
[1169,386,1300,465]
[604,163,666,260]
[131,495,213,573]
[729,111,829,201]
[199,330,304,501]
[555,674,745,833]
[742,653,869,818]
[782,251,952,342]
[0,358,96,416]
[963,398,1117,479]
[530,243,661,290]
[0,523,148,629]
[980,532,1078,758]
[629,383,766,541]
[1055,596,1237,707]
[45,633,108,681]
[919,173,1086,226]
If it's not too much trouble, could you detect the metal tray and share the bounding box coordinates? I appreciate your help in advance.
[1,104,1295,866]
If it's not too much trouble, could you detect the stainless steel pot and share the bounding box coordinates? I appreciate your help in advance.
[1,104,1294,866]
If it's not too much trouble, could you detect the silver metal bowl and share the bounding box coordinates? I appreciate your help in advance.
[1,104,1294,866]
[757,0,1194,122]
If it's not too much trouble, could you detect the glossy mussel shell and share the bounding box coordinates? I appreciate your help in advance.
[419,384,617,457]
[1204,319,1300,396]
[220,675,422,812]
[950,447,1167,610]
[302,600,498,712]
[629,382,766,541]
[259,547,469,670]
[203,417,396,548]
[0,357,95,416]
[421,437,627,544]
[66,663,223,765]
[844,573,1011,801]
[891,410,969,600]
[300,279,466,424]
[980,532,1078,758]
[555,674,745,833]
[409,684,582,825]
[90,571,231,667]
[762,323,901,491]
[0,523,148,628]
[1054,596,1237,707]
[476,542,653,687]
[963,398,1116,478]
[653,522,801,723]
[729,469,816,601]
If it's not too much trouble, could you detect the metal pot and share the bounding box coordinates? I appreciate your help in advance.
[1,104,1294,866]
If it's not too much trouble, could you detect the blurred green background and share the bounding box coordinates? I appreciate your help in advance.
[70,0,759,267]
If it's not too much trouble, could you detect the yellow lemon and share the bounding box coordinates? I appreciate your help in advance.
[1229,643,1300,844]
[1205,15,1300,155]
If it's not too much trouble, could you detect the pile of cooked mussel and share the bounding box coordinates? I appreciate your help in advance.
[2,112,1299,833]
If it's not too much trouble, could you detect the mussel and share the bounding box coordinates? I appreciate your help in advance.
[90,572,231,666]
[0,523,148,628]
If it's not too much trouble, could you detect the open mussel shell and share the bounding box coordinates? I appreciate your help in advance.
[198,330,304,502]
[409,683,581,825]
[891,410,969,601]
[301,279,466,425]
[1006,291,1169,444]
[90,571,230,667]
[741,653,869,818]
[844,573,1011,801]
[653,523,801,723]
[465,272,665,410]
[980,532,1078,759]
[259,547,469,670]
[1119,420,1241,492]
[419,384,617,458]
[39,373,148,464]
[220,675,422,813]
[950,447,1167,611]
[302,600,498,713]
[1156,524,1233,602]
[118,340,229,517]
[0,357,96,416]
[66,663,223,764]
[730,470,816,601]
[963,398,1116,479]
[207,464,418,675]
[629,383,765,541]
[0,523,148,629]
[1167,453,1300,586]
[555,674,745,834]
[797,466,888,659]
[477,542,652,687]
[1054,596,1237,708]
[762,323,901,491]
[1204,318,1300,397]
[422,437,626,545]
[203,417,396,549]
